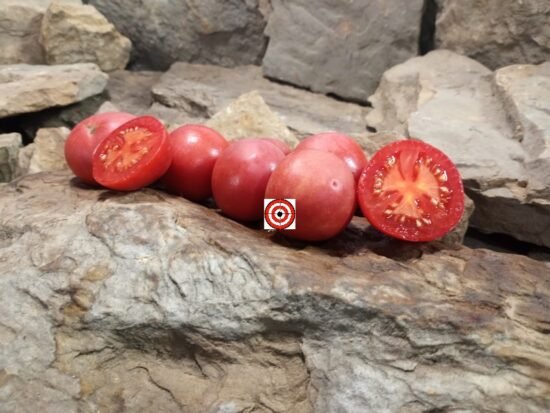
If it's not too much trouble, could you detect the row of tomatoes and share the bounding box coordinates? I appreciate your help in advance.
[65,112,465,242]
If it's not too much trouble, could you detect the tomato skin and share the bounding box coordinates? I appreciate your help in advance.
[265,149,355,241]
[295,132,368,182]
[160,125,228,201]
[357,139,464,242]
[92,116,172,191]
[212,139,285,221]
[65,112,135,184]
[260,138,292,155]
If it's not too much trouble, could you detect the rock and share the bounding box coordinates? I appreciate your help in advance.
[367,51,550,248]
[0,133,22,182]
[0,0,47,65]
[206,91,298,146]
[0,63,108,119]
[0,172,548,412]
[40,0,131,72]
[86,0,268,70]
[27,127,70,174]
[106,70,162,114]
[262,0,424,101]
[152,63,369,138]
[435,0,550,70]
[17,144,35,177]
[0,0,82,65]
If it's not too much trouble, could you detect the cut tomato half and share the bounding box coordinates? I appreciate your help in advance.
[357,139,464,242]
[92,116,172,191]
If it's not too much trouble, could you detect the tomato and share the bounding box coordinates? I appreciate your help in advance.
[265,149,355,241]
[357,139,464,242]
[160,124,228,201]
[295,132,368,182]
[92,116,172,191]
[212,139,285,221]
[261,138,292,155]
[65,112,135,184]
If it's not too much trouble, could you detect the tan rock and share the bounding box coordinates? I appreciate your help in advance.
[0,172,548,412]
[0,133,23,182]
[40,0,131,72]
[0,63,108,119]
[28,127,70,174]
[206,91,299,147]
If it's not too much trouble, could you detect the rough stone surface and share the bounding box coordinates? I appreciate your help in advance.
[367,51,550,247]
[0,63,108,119]
[0,0,47,65]
[435,0,550,70]
[106,70,162,115]
[152,63,369,138]
[85,0,268,70]
[40,0,131,72]
[206,91,298,147]
[26,127,70,174]
[0,172,549,412]
[262,0,424,101]
[0,133,22,182]
[0,0,82,65]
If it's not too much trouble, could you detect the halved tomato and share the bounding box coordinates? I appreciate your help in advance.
[92,116,172,191]
[357,139,464,242]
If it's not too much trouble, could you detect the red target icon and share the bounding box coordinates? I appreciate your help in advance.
[264,199,296,230]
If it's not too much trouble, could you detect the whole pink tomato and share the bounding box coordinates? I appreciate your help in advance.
[295,132,368,182]
[160,125,229,201]
[265,149,355,241]
[212,139,285,221]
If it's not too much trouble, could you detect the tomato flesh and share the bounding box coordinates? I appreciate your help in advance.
[357,139,464,242]
[92,116,172,191]
[260,138,292,155]
[65,112,135,184]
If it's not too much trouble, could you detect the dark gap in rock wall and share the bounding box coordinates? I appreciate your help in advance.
[419,0,438,55]
[464,228,550,262]
[0,95,107,145]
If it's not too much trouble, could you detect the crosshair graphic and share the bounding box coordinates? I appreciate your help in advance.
[264,199,296,230]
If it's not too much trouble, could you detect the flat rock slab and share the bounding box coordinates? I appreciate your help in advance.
[262,0,424,101]
[0,172,548,412]
[367,51,550,248]
[0,63,108,119]
[152,63,369,138]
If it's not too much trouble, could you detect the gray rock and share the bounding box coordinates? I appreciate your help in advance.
[106,70,162,114]
[152,63,369,138]
[0,63,108,119]
[367,50,550,247]
[206,91,298,146]
[85,0,268,70]
[27,127,70,174]
[262,0,424,101]
[40,0,131,72]
[0,172,548,412]
[435,0,550,70]
[0,133,22,182]
[0,0,47,65]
